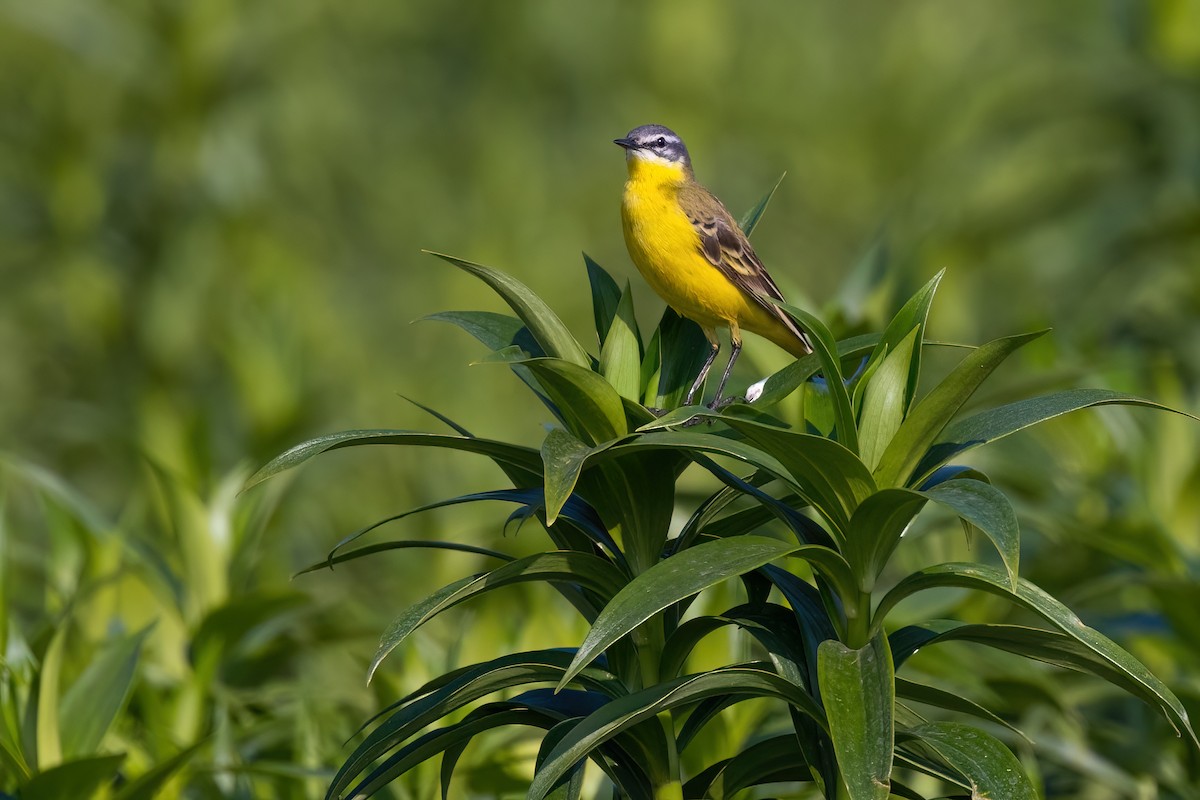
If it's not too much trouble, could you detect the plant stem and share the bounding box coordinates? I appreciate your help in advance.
[654,781,683,800]
[846,590,873,649]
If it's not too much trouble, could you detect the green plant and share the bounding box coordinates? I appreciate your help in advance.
[249,191,1199,799]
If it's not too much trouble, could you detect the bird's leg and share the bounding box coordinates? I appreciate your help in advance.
[684,330,721,406]
[709,324,743,409]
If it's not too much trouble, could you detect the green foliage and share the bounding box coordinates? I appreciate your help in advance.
[253,224,1199,797]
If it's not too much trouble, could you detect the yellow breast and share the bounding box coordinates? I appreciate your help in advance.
[620,160,756,331]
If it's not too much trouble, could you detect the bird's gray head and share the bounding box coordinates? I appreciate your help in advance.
[613,124,692,170]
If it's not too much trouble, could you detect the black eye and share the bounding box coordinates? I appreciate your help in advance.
[655,137,667,148]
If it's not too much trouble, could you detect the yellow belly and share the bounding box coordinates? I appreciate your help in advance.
[619,168,751,329]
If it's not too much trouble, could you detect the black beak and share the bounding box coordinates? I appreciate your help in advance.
[613,138,637,149]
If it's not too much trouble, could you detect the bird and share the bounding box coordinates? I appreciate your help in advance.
[614,124,813,409]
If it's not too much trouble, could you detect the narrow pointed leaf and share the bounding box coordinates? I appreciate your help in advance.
[895,678,1024,738]
[869,270,944,413]
[244,430,542,492]
[682,734,810,798]
[558,536,852,690]
[419,310,527,352]
[369,552,627,682]
[720,417,876,535]
[295,540,513,577]
[873,330,1047,488]
[818,632,894,800]
[775,301,858,452]
[599,283,643,401]
[921,479,1019,590]
[36,625,66,769]
[524,359,627,444]
[875,563,1198,748]
[858,327,918,471]
[752,334,881,408]
[425,250,590,367]
[114,742,204,800]
[914,388,1200,481]
[60,626,150,759]
[584,254,623,345]
[843,489,928,591]
[541,428,593,526]
[903,722,1036,800]
[531,666,826,800]
[653,308,711,409]
[738,172,786,236]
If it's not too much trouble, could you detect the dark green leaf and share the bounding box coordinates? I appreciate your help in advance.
[524,359,627,445]
[914,388,1200,481]
[425,250,590,367]
[875,563,1199,748]
[817,632,894,800]
[921,479,1019,590]
[557,536,851,690]
[652,308,711,409]
[531,666,826,800]
[370,552,627,682]
[774,301,858,452]
[682,734,811,798]
[541,428,595,526]
[295,540,512,578]
[903,722,1037,800]
[894,678,1024,739]
[873,331,1047,488]
[419,310,526,351]
[843,489,928,592]
[584,254,623,345]
[751,334,881,409]
[114,743,204,800]
[244,430,542,492]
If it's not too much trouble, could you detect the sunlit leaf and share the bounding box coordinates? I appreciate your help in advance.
[858,326,918,471]
[60,626,150,759]
[921,478,1020,590]
[524,359,628,444]
[599,283,643,401]
[774,301,858,452]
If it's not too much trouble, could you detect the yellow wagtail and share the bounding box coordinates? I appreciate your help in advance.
[614,124,813,408]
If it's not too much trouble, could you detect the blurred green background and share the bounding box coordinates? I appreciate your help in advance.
[2,1,1199,797]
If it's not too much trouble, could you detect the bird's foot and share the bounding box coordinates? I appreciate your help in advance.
[645,407,668,417]
[708,395,746,412]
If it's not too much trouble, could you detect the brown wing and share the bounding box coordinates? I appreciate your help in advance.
[681,183,813,352]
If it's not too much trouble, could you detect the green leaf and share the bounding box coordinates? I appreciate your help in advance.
[843,489,928,592]
[718,417,876,536]
[875,563,1199,748]
[557,536,853,691]
[751,334,880,409]
[60,626,150,759]
[914,388,1200,481]
[294,540,512,577]
[873,330,1047,488]
[20,754,125,800]
[524,359,628,445]
[35,625,66,770]
[894,678,1024,739]
[652,308,711,409]
[903,722,1037,800]
[868,270,944,413]
[425,250,590,367]
[419,310,526,351]
[244,430,542,492]
[817,632,894,800]
[921,479,1019,591]
[682,734,811,798]
[584,254,623,345]
[892,620,1183,735]
[329,650,622,799]
[738,172,786,236]
[370,552,627,682]
[530,666,826,800]
[858,327,918,472]
[599,283,642,401]
[774,301,858,452]
[541,427,594,526]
